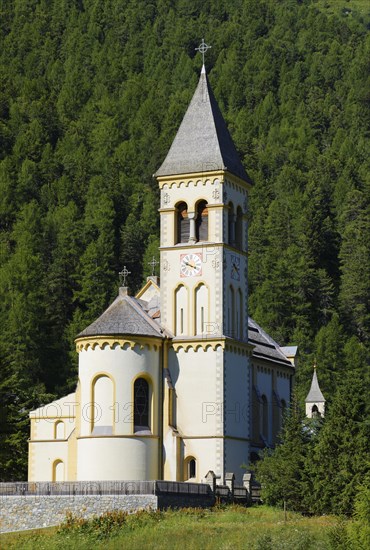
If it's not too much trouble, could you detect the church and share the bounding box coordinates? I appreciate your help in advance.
[28,64,297,484]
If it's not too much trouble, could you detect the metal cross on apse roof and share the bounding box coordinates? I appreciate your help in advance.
[148,256,159,276]
[119,266,131,286]
[195,38,211,65]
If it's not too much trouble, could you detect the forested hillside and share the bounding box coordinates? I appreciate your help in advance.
[0,0,369,480]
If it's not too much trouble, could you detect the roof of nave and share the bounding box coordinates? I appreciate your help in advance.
[248,318,294,368]
[305,368,326,403]
[77,290,165,339]
[155,65,252,184]
[29,392,76,417]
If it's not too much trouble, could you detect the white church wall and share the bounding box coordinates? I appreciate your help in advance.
[78,344,160,437]
[224,350,250,439]
[163,428,178,481]
[182,438,221,483]
[31,416,75,441]
[169,346,221,437]
[224,439,250,484]
[223,350,250,483]
[77,436,159,481]
[76,343,160,481]
[29,441,69,481]
[276,373,291,405]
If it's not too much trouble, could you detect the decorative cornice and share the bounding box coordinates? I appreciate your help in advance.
[171,337,253,355]
[77,434,159,440]
[174,434,250,442]
[75,336,162,353]
[157,171,252,191]
[158,207,177,213]
[157,171,224,187]
[159,242,248,256]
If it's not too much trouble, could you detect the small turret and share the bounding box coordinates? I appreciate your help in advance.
[305,364,325,418]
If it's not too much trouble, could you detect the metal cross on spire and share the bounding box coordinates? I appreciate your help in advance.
[148,256,159,276]
[195,38,211,65]
[119,266,131,286]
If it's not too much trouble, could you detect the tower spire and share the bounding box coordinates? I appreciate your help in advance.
[305,363,325,418]
[155,62,251,183]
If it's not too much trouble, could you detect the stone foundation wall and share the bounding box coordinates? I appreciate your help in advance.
[0,495,157,533]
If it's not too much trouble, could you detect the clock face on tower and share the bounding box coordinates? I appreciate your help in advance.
[231,255,240,281]
[180,253,202,277]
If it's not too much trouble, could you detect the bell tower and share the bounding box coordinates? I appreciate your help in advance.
[156,65,253,341]
[156,61,254,483]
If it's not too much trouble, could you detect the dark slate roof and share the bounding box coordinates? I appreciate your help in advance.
[155,66,252,183]
[305,369,325,403]
[77,293,164,339]
[248,317,293,368]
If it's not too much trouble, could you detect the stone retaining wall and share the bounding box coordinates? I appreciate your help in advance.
[0,494,157,533]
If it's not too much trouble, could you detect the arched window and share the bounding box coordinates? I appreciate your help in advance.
[252,386,260,443]
[92,375,114,435]
[176,202,190,243]
[196,200,208,241]
[235,206,243,250]
[228,286,235,337]
[184,457,196,480]
[195,283,208,335]
[311,404,321,418]
[53,459,64,482]
[134,378,150,432]
[175,285,188,336]
[237,289,243,340]
[261,395,268,440]
[55,420,65,440]
[228,202,235,245]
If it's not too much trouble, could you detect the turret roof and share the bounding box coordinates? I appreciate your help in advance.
[305,368,326,403]
[76,291,164,339]
[155,66,252,183]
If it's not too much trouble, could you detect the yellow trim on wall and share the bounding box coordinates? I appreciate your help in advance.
[77,434,159,440]
[90,371,116,435]
[157,170,252,191]
[135,278,160,299]
[159,242,248,256]
[54,420,65,439]
[193,280,210,336]
[183,455,197,481]
[173,282,190,336]
[52,458,64,482]
[171,337,253,355]
[75,336,162,352]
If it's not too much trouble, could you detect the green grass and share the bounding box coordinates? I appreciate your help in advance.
[0,505,345,550]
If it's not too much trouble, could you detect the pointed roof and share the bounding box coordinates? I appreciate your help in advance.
[155,66,252,183]
[76,290,164,339]
[305,368,325,403]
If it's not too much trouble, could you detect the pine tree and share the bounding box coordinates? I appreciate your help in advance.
[339,190,370,342]
[255,395,311,512]
[305,337,369,516]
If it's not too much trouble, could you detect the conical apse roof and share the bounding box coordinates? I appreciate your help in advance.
[155,66,252,183]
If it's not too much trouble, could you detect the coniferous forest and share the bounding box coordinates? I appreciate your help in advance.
[0,0,369,512]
